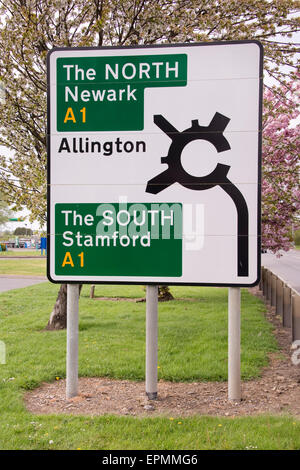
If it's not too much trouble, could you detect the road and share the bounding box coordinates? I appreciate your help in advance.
[261,249,300,294]
[0,275,47,293]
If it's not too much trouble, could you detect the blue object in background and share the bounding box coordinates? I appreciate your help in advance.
[40,237,47,255]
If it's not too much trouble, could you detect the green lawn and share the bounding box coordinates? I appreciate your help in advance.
[0,258,46,276]
[0,250,45,257]
[0,281,299,449]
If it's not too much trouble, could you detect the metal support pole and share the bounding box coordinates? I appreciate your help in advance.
[66,284,79,399]
[228,287,241,401]
[146,285,158,400]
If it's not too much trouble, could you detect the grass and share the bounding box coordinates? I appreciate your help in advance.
[0,283,277,383]
[0,281,299,449]
[0,250,45,257]
[295,245,300,251]
[0,413,299,450]
[0,258,46,276]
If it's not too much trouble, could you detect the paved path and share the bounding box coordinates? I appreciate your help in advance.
[261,249,300,294]
[0,275,47,293]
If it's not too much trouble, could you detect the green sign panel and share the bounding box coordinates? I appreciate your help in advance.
[55,203,182,277]
[56,54,187,131]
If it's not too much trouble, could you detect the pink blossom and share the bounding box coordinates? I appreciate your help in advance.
[262,81,299,253]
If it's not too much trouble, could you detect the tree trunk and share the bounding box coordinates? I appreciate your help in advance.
[46,284,82,330]
[158,286,174,301]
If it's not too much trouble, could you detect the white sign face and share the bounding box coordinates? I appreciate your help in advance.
[47,41,262,286]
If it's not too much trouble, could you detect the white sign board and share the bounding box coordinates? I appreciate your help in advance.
[47,41,262,286]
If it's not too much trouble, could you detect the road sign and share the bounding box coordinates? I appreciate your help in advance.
[47,41,262,285]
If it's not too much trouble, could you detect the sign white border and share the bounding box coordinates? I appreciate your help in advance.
[47,41,263,286]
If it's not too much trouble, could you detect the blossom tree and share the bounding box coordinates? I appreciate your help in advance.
[262,82,300,253]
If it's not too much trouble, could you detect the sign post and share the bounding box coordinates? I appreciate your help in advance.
[146,285,158,400]
[47,41,262,401]
[66,283,79,399]
[228,287,241,401]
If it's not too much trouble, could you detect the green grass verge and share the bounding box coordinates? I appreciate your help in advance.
[0,258,46,276]
[0,283,277,383]
[0,282,298,449]
[0,250,45,257]
[0,412,299,450]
